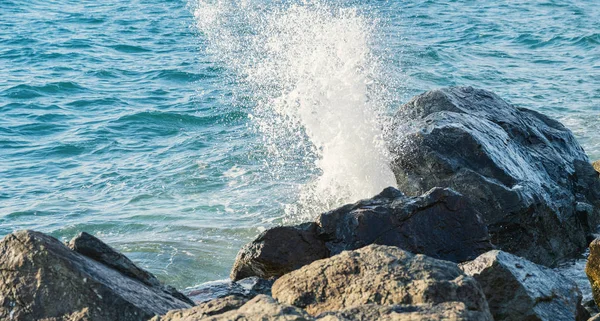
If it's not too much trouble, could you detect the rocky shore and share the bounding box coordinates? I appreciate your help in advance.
[2,87,600,320]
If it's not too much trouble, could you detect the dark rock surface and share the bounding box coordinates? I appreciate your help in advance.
[231,187,492,281]
[389,86,600,266]
[185,277,273,303]
[272,244,492,319]
[319,186,493,262]
[462,250,585,321]
[230,222,329,281]
[0,230,192,321]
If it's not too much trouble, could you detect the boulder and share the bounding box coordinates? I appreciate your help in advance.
[461,250,585,321]
[316,302,494,321]
[230,222,329,281]
[594,160,600,175]
[389,86,600,266]
[0,230,192,321]
[319,186,493,262]
[231,187,492,281]
[68,231,194,306]
[271,244,492,319]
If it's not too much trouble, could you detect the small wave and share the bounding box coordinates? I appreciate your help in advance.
[2,82,88,99]
[66,97,126,108]
[109,44,152,53]
[149,69,215,82]
[111,111,246,128]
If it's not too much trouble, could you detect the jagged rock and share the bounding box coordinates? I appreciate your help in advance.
[316,302,494,321]
[0,230,192,321]
[185,277,273,303]
[271,244,492,319]
[389,86,600,266]
[150,295,249,321]
[68,232,194,306]
[230,222,329,281]
[231,187,492,281]
[319,186,493,262]
[462,250,585,321]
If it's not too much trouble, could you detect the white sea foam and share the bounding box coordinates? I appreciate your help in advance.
[193,0,397,221]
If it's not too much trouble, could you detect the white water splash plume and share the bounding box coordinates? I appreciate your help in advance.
[193,0,397,221]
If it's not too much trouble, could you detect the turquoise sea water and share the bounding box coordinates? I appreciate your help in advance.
[1,0,599,289]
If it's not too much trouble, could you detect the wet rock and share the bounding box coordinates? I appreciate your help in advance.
[230,222,329,281]
[150,295,249,321]
[319,186,493,262]
[389,86,600,266]
[0,230,192,321]
[185,277,273,303]
[272,244,492,319]
[316,302,494,321]
[231,187,492,281]
[461,250,584,321]
[68,232,194,306]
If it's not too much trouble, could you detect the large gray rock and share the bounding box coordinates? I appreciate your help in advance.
[271,244,492,319]
[389,86,600,266]
[0,230,192,321]
[461,250,586,321]
[230,222,329,281]
[319,186,493,262]
[230,187,492,281]
[68,231,194,306]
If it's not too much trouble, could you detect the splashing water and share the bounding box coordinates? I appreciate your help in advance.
[193,0,397,221]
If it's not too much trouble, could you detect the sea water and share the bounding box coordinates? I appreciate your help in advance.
[1,0,598,289]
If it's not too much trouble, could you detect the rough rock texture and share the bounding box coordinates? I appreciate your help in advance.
[68,232,194,306]
[196,295,311,321]
[150,295,249,321]
[316,302,494,321]
[230,222,329,281]
[462,250,584,321]
[231,187,492,281]
[272,244,492,319]
[186,277,273,303]
[155,296,489,321]
[594,160,600,175]
[0,230,192,321]
[389,86,600,266]
[319,186,493,262]
[586,238,600,310]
